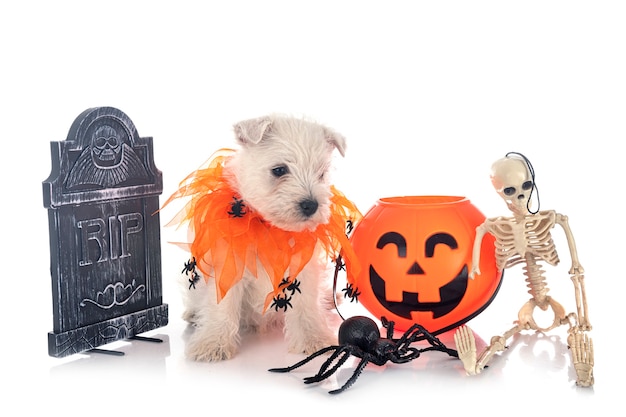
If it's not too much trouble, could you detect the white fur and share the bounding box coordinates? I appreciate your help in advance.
[180,114,347,361]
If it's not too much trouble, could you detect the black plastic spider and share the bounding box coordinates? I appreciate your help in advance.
[342,283,360,302]
[269,315,458,394]
[228,197,247,218]
[181,257,197,274]
[278,277,301,296]
[181,257,201,289]
[270,293,292,312]
[345,219,354,235]
[284,279,301,295]
[335,256,346,272]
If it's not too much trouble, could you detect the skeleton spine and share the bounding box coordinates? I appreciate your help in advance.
[523,254,549,306]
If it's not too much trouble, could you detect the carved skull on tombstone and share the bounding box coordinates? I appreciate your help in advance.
[91,125,123,167]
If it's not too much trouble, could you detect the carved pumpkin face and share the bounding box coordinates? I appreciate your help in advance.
[345,196,502,333]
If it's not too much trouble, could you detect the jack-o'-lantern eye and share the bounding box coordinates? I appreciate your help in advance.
[377,232,407,258]
[426,233,457,257]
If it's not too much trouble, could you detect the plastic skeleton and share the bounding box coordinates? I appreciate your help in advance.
[454,152,594,387]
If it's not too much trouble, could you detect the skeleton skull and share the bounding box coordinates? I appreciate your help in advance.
[91,125,123,167]
[490,156,534,215]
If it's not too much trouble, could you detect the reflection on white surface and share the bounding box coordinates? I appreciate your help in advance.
[25,267,609,415]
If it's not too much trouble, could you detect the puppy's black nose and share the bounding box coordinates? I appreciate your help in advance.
[299,199,318,217]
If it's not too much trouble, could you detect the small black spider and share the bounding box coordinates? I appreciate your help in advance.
[342,283,360,303]
[270,293,293,312]
[182,257,197,274]
[181,258,201,289]
[228,197,247,218]
[187,272,201,289]
[269,315,458,394]
[345,219,354,235]
[335,256,346,272]
[285,279,301,295]
[278,277,301,296]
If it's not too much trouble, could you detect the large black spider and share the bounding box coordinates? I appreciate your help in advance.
[269,315,458,394]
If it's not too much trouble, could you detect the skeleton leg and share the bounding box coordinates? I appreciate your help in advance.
[454,323,523,375]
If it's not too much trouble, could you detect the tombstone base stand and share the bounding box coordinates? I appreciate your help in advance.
[86,335,164,356]
[48,304,168,358]
[88,348,126,356]
[130,335,164,343]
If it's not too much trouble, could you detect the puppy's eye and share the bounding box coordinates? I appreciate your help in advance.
[272,166,288,177]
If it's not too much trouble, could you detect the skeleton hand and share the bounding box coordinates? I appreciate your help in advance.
[568,332,594,387]
[469,265,481,280]
[454,326,478,375]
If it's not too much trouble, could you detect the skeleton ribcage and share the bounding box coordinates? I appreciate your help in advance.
[488,211,560,271]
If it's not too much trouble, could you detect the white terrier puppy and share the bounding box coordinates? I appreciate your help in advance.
[164,114,361,362]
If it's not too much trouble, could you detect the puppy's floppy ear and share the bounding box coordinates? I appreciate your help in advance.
[324,128,347,157]
[234,116,273,145]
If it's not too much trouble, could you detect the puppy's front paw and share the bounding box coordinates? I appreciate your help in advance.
[287,332,336,355]
[185,333,239,362]
[181,309,196,324]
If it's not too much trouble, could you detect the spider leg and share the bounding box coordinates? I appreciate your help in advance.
[303,347,354,384]
[419,328,459,357]
[396,323,429,345]
[382,322,457,363]
[268,346,339,373]
[381,316,395,339]
[397,324,458,358]
[391,347,423,364]
[328,355,372,394]
[386,324,425,357]
[419,344,459,357]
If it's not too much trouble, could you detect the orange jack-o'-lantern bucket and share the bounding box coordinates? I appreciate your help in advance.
[344,196,502,333]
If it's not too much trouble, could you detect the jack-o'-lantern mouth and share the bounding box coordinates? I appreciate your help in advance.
[369,264,469,320]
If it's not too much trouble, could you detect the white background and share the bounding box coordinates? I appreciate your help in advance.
[1,0,624,414]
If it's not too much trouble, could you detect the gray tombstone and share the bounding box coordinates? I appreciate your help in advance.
[43,107,168,358]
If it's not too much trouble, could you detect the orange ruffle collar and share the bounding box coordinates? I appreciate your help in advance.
[161,148,362,310]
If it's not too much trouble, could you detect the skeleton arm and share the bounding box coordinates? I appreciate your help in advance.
[555,213,591,330]
[555,213,583,275]
[470,221,490,279]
